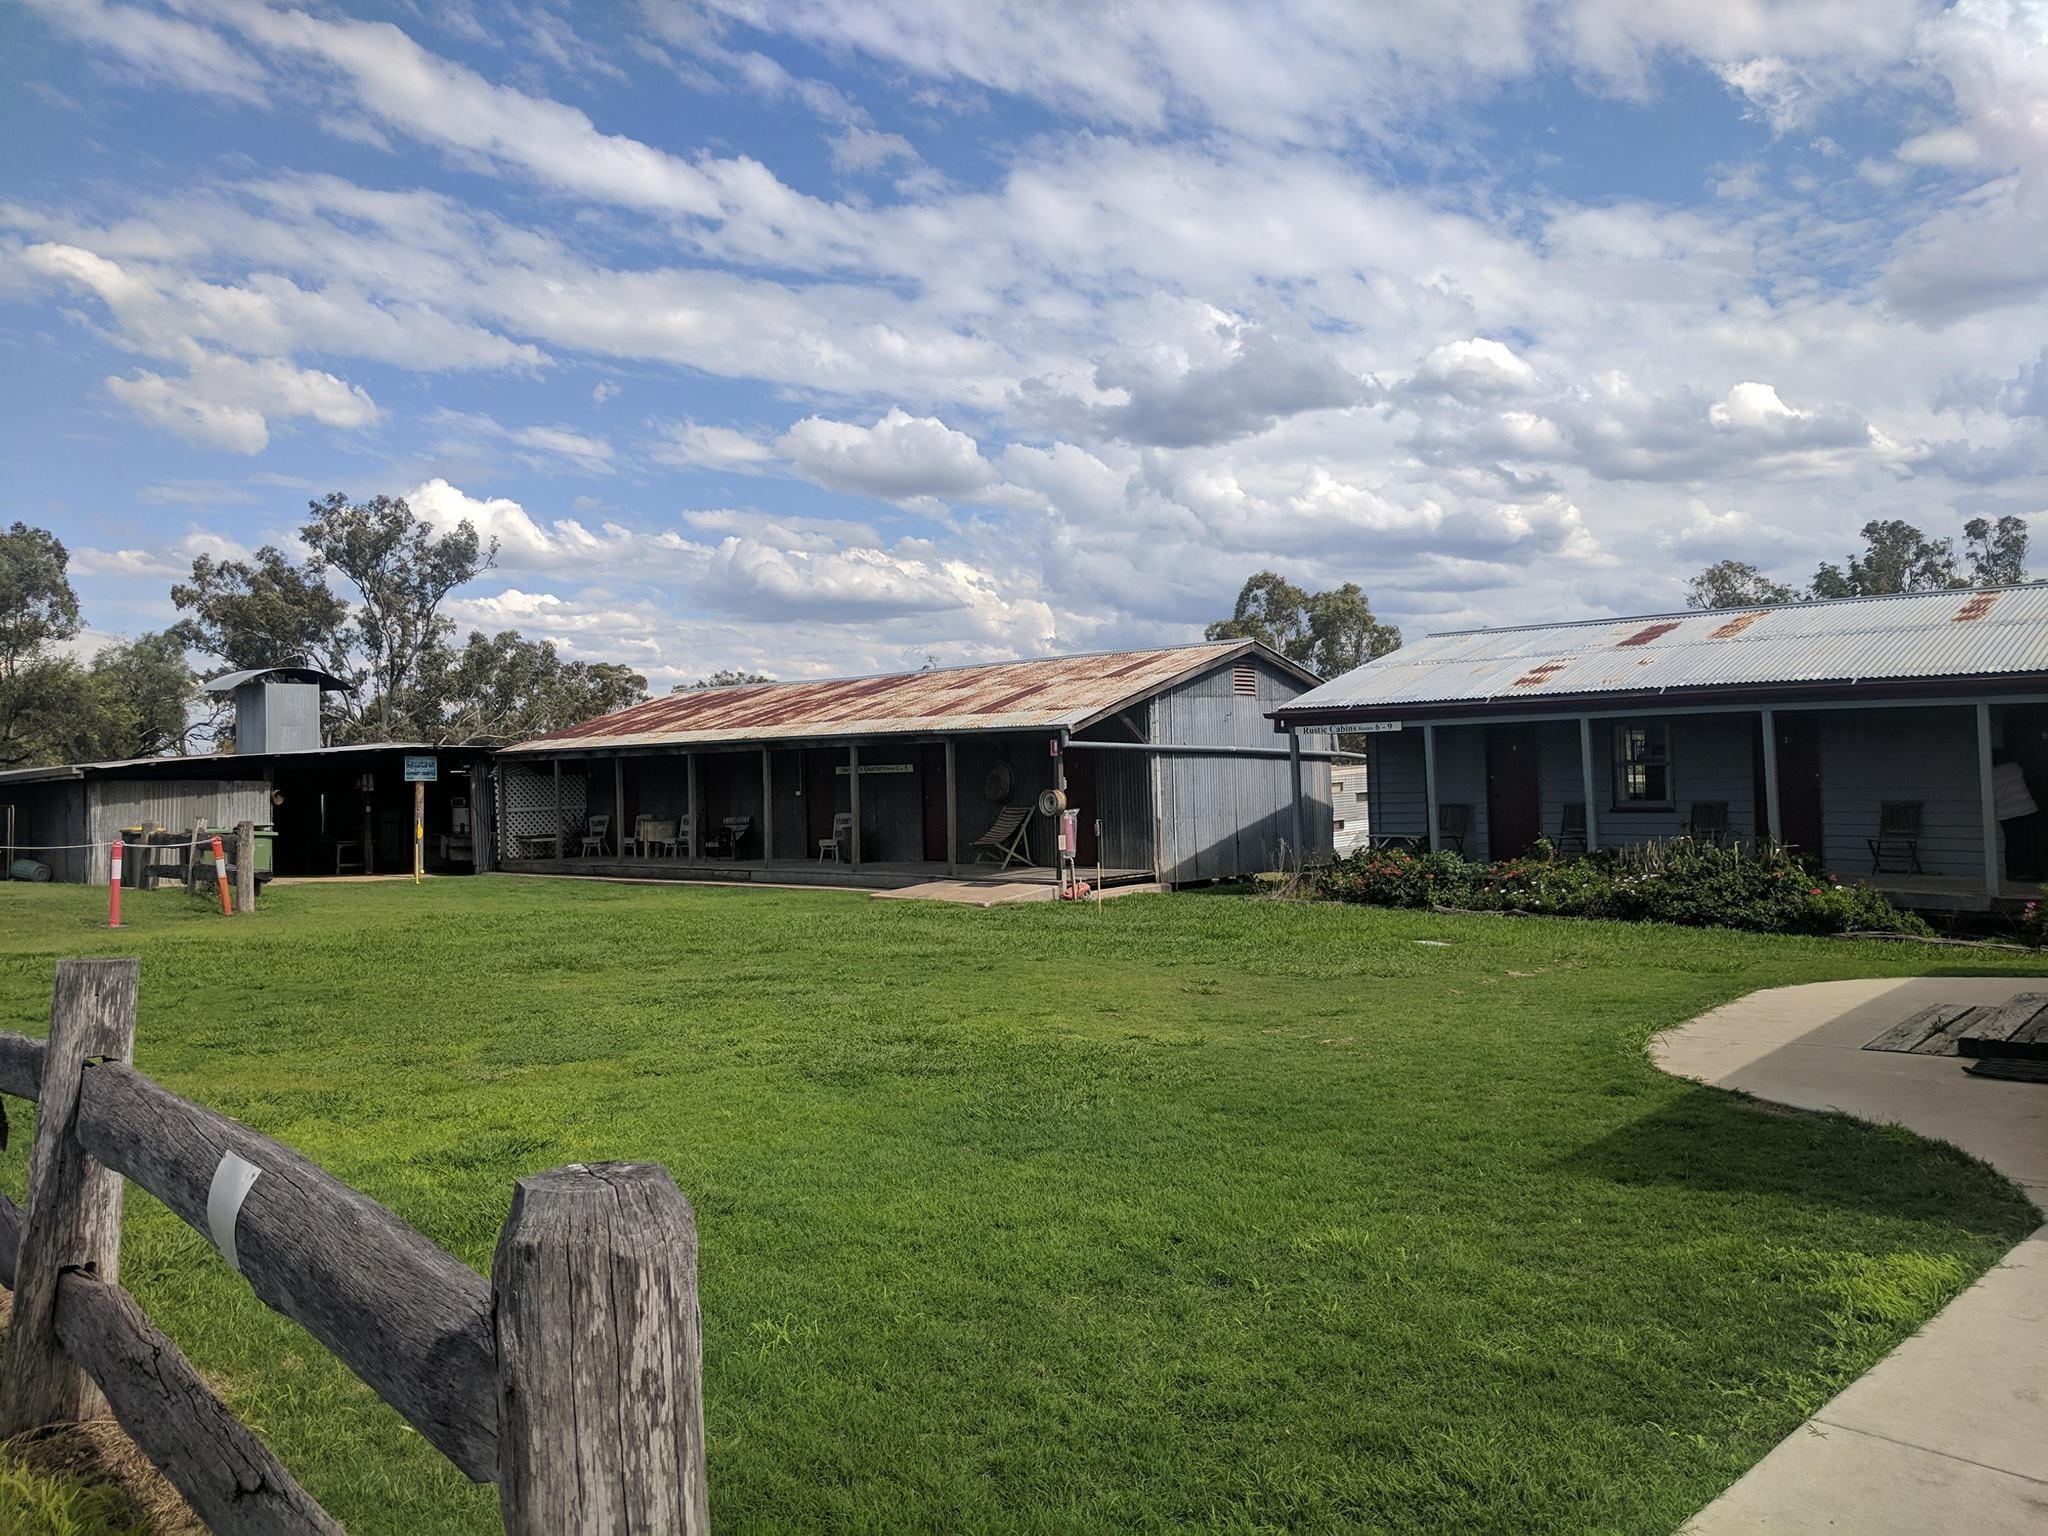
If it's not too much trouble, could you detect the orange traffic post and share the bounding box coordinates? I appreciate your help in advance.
[108,837,123,929]
[210,833,233,916]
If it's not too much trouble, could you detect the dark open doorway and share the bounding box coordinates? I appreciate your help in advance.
[1774,713,1824,857]
[1484,725,1543,858]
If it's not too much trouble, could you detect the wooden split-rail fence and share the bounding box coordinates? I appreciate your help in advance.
[0,959,709,1533]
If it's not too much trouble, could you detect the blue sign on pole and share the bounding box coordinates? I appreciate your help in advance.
[403,755,439,783]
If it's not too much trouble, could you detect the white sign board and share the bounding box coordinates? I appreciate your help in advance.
[833,763,914,775]
[403,755,439,782]
[1354,721,1404,733]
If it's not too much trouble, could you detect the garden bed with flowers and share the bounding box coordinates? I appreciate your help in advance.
[1316,838,1931,937]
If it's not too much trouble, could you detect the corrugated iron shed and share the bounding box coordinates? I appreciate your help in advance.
[1275,586,2048,717]
[0,742,437,787]
[504,640,1302,752]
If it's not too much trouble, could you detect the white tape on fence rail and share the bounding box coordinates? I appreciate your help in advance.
[206,1149,263,1273]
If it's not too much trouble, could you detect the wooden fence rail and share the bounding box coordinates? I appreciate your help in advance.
[0,959,709,1534]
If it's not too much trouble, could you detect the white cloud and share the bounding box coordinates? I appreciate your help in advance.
[429,411,616,475]
[1897,126,1982,167]
[698,536,1056,643]
[69,546,185,579]
[776,407,995,500]
[649,421,779,471]
[1408,338,1540,400]
[104,352,378,453]
[20,0,269,105]
[403,478,591,562]
[14,240,545,374]
[830,126,922,173]
[211,5,729,218]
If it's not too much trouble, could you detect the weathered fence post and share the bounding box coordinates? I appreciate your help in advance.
[492,1162,708,1535]
[235,820,256,913]
[0,958,138,1434]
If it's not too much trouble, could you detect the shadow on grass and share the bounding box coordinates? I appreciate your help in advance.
[1559,1085,2038,1238]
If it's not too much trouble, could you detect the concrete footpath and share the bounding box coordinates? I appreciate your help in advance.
[1655,979,2048,1534]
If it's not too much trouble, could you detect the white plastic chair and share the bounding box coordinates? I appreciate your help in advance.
[818,812,853,862]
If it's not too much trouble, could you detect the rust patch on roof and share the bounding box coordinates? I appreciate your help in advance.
[1511,659,1569,688]
[1616,621,1681,648]
[1953,590,2001,622]
[1707,609,1769,639]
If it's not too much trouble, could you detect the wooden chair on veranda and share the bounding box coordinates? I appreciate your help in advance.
[1436,803,1470,857]
[1868,801,1923,874]
[579,815,611,858]
[1557,802,1587,855]
[970,805,1036,870]
[711,816,754,859]
[1686,801,1730,845]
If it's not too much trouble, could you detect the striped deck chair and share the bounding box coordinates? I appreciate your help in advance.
[971,805,1036,870]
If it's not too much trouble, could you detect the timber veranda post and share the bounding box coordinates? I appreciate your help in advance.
[0,958,139,1434]
[492,1162,710,1536]
[235,819,256,913]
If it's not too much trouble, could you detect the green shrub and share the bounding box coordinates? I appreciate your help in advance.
[1317,839,1931,938]
[2021,899,2048,949]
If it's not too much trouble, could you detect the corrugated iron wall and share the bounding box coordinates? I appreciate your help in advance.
[1154,655,1332,883]
[85,777,272,884]
[255,681,325,753]
[1095,746,1155,872]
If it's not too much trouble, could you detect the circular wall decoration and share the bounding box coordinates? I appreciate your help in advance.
[984,762,1013,800]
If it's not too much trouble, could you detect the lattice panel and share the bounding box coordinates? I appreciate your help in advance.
[496,763,587,849]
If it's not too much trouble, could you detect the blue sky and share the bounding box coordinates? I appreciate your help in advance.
[7,1,2048,687]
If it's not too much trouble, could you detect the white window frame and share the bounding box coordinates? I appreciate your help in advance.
[1611,721,1674,810]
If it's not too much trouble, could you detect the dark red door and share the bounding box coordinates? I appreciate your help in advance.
[1775,714,1823,857]
[1484,725,1543,858]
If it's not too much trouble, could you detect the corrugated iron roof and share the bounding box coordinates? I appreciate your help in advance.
[504,640,1297,752]
[0,741,440,787]
[1274,586,2048,717]
[199,666,351,693]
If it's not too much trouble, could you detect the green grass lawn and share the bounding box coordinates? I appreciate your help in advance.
[0,877,2040,1535]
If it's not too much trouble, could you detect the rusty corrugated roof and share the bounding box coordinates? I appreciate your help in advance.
[1273,585,2048,718]
[503,640,1298,752]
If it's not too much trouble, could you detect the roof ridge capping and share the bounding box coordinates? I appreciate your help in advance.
[1423,582,2046,640]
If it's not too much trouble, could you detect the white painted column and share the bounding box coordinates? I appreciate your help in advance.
[1759,707,1781,847]
[1578,718,1599,853]
[1422,723,1441,853]
[1977,702,2000,898]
